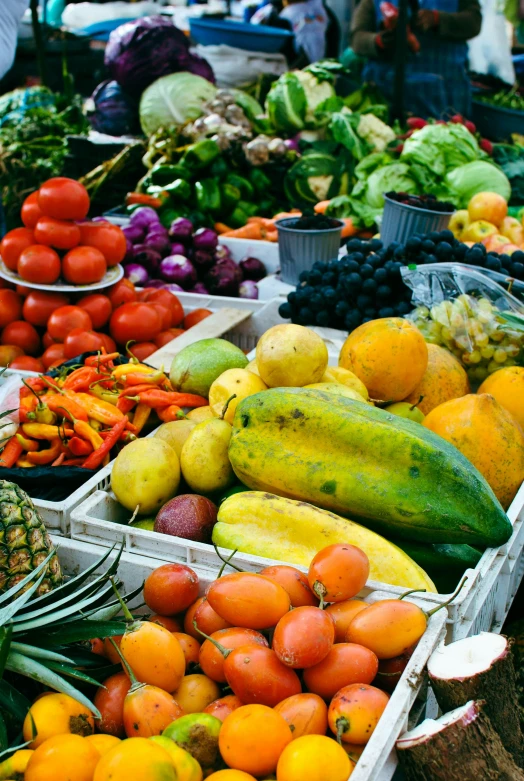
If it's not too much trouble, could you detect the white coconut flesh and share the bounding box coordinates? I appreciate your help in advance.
[396,701,477,749]
[427,632,507,680]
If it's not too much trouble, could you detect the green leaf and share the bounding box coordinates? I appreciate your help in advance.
[42,661,104,687]
[9,643,73,664]
[0,679,31,723]
[0,711,7,753]
[15,568,117,623]
[5,652,100,718]
[14,580,116,633]
[29,620,127,646]
[0,625,12,678]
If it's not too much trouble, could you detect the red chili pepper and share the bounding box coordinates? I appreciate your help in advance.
[133,390,208,409]
[61,458,86,466]
[85,352,120,368]
[81,416,128,470]
[68,437,94,457]
[0,436,24,467]
[52,452,66,467]
[63,367,99,393]
[117,396,137,414]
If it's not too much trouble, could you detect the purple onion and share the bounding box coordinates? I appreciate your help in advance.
[132,244,161,272]
[124,263,149,286]
[192,249,215,271]
[145,231,172,257]
[124,237,134,263]
[159,255,197,289]
[163,282,184,293]
[239,280,259,299]
[215,244,232,261]
[285,138,300,153]
[191,282,209,294]
[130,207,161,230]
[146,278,167,289]
[169,217,193,243]
[205,258,242,296]
[193,227,218,252]
[239,256,266,282]
[123,224,145,244]
[170,242,186,256]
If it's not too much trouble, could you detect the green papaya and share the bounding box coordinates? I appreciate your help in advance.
[228,388,512,547]
[389,540,483,594]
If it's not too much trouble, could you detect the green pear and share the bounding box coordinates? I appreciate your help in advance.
[129,518,156,531]
[385,400,425,424]
[180,410,235,494]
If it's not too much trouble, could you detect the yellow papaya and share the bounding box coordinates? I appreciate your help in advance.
[228,388,512,547]
[213,491,437,591]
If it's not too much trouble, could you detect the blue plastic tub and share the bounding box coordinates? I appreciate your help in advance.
[189,17,293,53]
[472,99,524,142]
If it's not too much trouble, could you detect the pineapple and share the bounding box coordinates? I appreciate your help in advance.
[0,480,62,595]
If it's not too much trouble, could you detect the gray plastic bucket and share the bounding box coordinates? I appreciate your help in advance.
[275,217,344,285]
[381,196,453,247]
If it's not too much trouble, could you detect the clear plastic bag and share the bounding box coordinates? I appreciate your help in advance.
[402,263,524,386]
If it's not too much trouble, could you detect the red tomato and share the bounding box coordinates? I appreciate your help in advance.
[42,332,57,349]
[150,302,171,331]
[22,291,70,328]
[129,342,157,361]
[0,228,35,271]
[63,329,106,360]
[153,328,185,348]
[21,192,43,229]
[62,247,106,285]
[34,217,81,250]
[108,279,137,310]
[9,356,44,372]
[78,222,127,266]
[1,321,40,356]
[99,333,117,354]
[17,245,61,285]
[0,290,23,328]
[142,289,184,327]
[47,306,92,342]
[76,294,112,330]
[15,285,31,297]
[38,178,89,221]
[184,308,212,330]
[42,343,66,369]
[109,302,162,345]
[137,287,158,301]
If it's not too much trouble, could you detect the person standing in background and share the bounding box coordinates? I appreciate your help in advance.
[0,0,30,80]
[350,0,482,117]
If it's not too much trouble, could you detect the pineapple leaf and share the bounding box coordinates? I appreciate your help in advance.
[0,625,12,678]
[30,619,127,646]
[9,642,73,664]
[5,652,101,718]
[0,679,31,723]
[82,582,145,621]
[0,568,49,627]
[13,580,116,633]
[41,661,105,687]
[0,711,7,752]
[0,550,54,609]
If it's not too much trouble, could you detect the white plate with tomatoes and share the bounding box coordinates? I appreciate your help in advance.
[0,260,123,292]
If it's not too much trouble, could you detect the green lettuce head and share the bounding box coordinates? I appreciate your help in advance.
[266,70,335,134]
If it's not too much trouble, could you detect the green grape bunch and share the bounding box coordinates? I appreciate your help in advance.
[409,294,524,385]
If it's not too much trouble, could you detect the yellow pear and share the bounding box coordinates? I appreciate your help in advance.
[154,420,197,458]
[180,416,235,494]
[321,366,369,399]
[209,368,267,424]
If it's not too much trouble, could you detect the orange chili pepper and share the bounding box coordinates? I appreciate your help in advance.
[132,390,208,409]
[132,403,151,433]
[45,395,89,423]
[66,392,124,426]
[157,405,184,422]
[63,367,99,392]
[82,416,128,470]
[26,438,63,465]
[16,433,39,452]
[85,352,119,368]
[0,436,24,467]
[117,396,137,414]
[69,437,94,457]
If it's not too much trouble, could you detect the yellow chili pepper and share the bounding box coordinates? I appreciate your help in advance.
[112,363,155,380]
[90,384,120,406]
[26,439,63,465]
[89,419,102,431]
[65,392,124,426]
[74,420,104,450]
[132,403,151,434]
[22,423,74,440]
[16,433,40,452]
[15,457,36,468]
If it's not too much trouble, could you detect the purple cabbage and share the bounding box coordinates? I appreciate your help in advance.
[205,258,242,297]
[239,280,259,300]
[160,255,197,289]
[192,250,215,271]
[130,207,160,231]
[239,256,266,282]
[123,224,145,244]
[192,227,218,252]
[89,80,139,136]
[124,263,149,286]
[104,16,214,96]
[132,244,161,272]
[169,217,193,243]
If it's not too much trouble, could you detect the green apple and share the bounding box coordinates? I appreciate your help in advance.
[385,401,425,424]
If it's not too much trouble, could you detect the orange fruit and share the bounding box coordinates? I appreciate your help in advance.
[219,704,292,777]
[25,734,100,781]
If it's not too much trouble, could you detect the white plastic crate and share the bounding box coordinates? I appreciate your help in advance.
[70,480,524,643]
[53,536,447,781]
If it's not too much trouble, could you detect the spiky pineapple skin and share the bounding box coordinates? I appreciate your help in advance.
[0,480,62,594]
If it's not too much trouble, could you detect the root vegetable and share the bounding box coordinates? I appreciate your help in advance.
[427,632,524,764]
[397,700,524,780]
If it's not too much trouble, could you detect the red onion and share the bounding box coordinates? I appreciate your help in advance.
[133,244,161,272]
[124,263,149,286]
[239,280,259,299]
[169,217,193,243]
[146,279,166,289]
[145,231,172,257]
[239,256,266,281]
[215,244,232,261]
[191,282,209,294]
[170,242,186,256]
[192,249,215,271]
[163,282,184,293]
[193,227,218,252]
[123,224,145,244]
[159,255,197,289]
[205,258,242,296]
[130,207,161,230]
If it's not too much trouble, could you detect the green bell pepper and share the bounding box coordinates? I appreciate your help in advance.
[238,200,259,218]
[183,139,221,170]
[159,207,185,229]
[221,183,241,213]
[248,168,272,194]
[228,206,251,229]
[163,178,192,201]
[150,163,192,186]
[225,173,254,201]
[209,156,230,179]
[195,178,222,215]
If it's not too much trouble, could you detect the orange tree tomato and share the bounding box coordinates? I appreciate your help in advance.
[1,321,40,356]
[224,646,302,707]
[143,564,200,616]
[79,222,127,266]
[0,228,35,271]
[272,607,335,669]
[22,291,70,328]
[325,600,370,644]
[260,565,318,608]
[184,308,212,330]
[47,306,93,342]
[328,684,390,745]
[199,628,269,684]
[148,615,181,632]
[184,597,231,640]
[38,178,89,221]
[0,290,23,328]
[108,279,137,309]
[218,704,292,777]
[76,294,112,329]
[21,191,43,229]
[18,245,61,285]
[274,693,328,740]
[374,648,415,693]
[123,684,184,739]
[172,632,201,669]
[94,672,131,738]
[109,303,162,345]
[308,544,370,605]
[142,289,184,327]
[206,572,290,630]
[302,643,379,700]
[203,694,244,723]
[34,217,81,250]
[345,600,428,659]
[42,343,66,370]
[63,329,106,360]
[10,356,44,372]
[62,246,106,285]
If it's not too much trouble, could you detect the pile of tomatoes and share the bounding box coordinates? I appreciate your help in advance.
[0,177,126,286]
[0,277,213,372]
[75,543,431,781]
